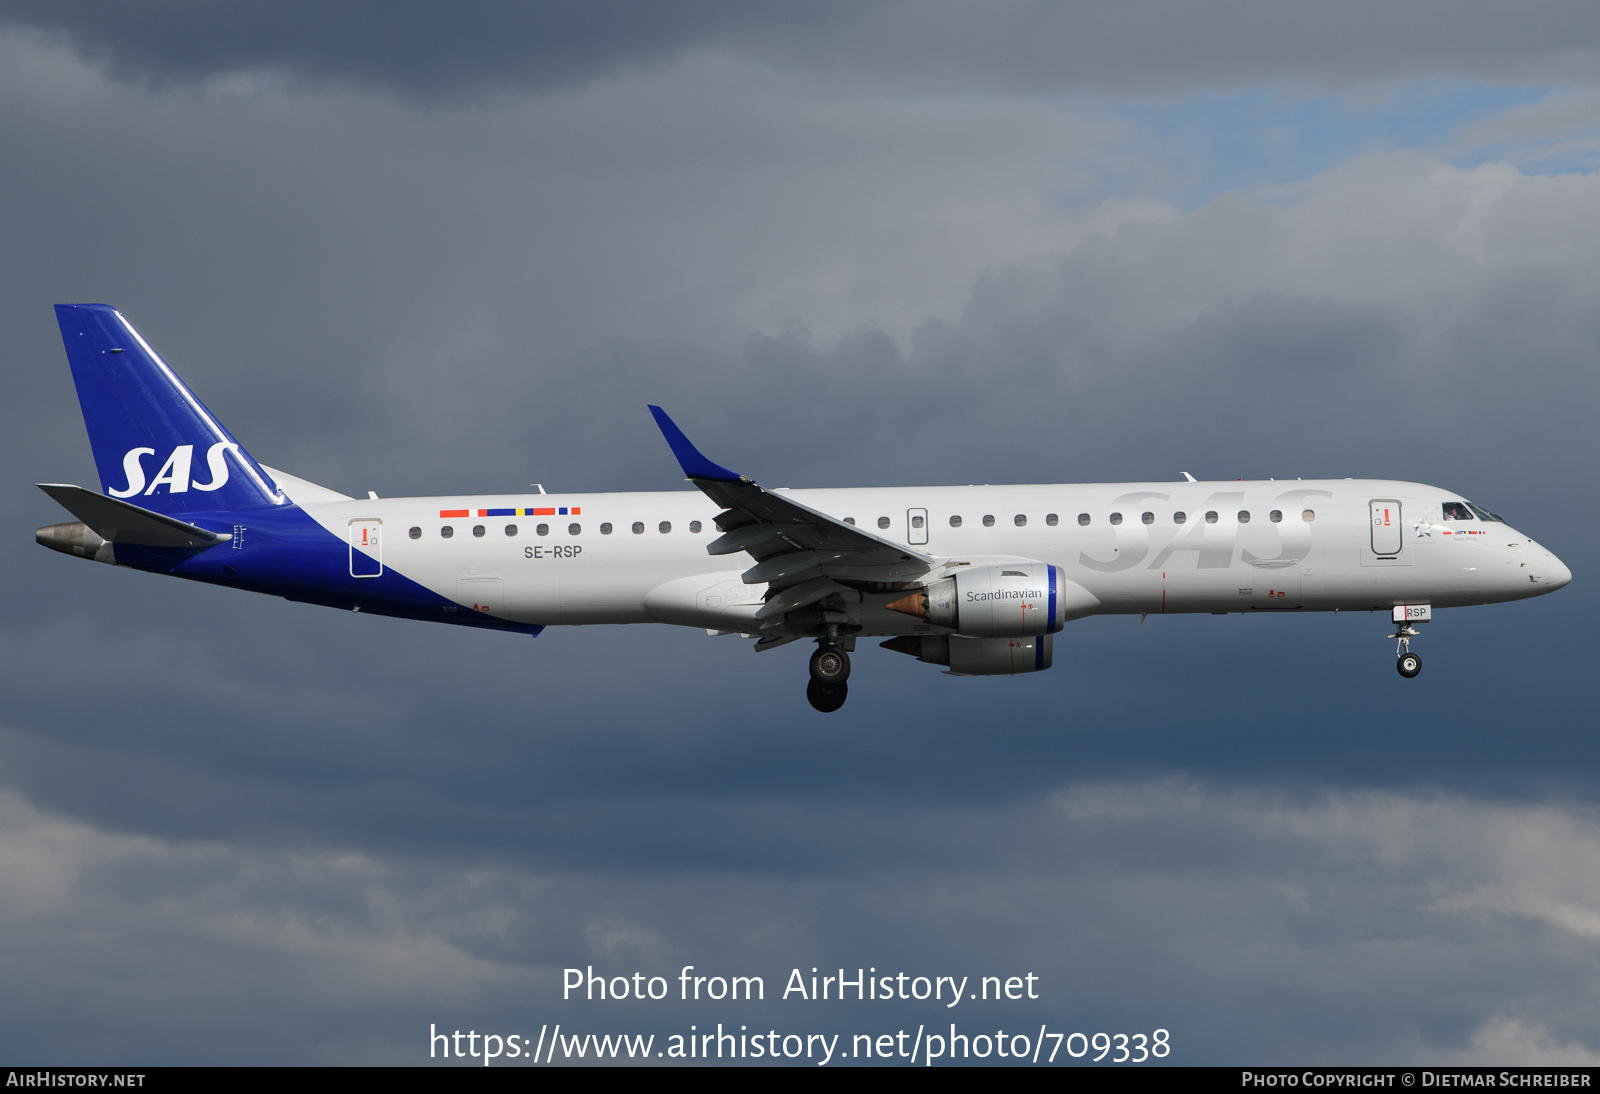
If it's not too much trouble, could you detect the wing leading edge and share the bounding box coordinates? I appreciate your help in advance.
[648,406,934,634]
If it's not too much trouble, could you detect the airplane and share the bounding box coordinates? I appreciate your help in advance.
[35,304,1573,712]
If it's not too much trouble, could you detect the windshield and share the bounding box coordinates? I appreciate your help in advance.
[1467,501,1503,522]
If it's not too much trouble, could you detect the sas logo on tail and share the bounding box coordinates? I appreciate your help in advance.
[110,442,238,497]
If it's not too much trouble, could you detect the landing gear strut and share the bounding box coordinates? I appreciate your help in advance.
[806,639,851,712]
[1391,621,1423,679]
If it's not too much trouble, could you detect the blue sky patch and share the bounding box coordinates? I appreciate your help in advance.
[1095,81,1567,207]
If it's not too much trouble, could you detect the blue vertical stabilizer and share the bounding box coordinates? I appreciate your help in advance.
[53,304,287,515]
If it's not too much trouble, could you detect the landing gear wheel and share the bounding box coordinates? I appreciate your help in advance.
[1397,652,1422,679]
[806,680,848,713]
[809,645,851,685]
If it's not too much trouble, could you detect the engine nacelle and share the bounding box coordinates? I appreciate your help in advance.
[881,634,1052,675]
[886,563,1098,637]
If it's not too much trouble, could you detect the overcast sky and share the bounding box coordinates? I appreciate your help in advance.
[2,2,1598,1066]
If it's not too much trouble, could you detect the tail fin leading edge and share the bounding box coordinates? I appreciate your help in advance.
[53,304,286,515]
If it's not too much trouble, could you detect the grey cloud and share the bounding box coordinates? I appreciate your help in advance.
[4,780,1600,1062]
[8,1,1600,98]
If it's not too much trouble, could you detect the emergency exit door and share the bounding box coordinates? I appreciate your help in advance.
[1369,500,1401,557]
[907,508,928,545]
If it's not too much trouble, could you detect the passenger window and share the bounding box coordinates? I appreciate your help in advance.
[949,515,962,528]
[632,522,644,534]
[659,521,672,534]
[877,516,890,529]
[1270,510,1283,523]
[600,523,613,535]
[1205,511,1218,523]
[1046,513,1059,527]
[537,524,549,536]
[1237,511,1250,523]
[441,526,454,539]
[504,524,517,536]
[690,520,702,533]
[1014,514,1027,527]
[1110,512,1123,525]
[409,527,421,539]
[982,514,995,527]
[1174,512,1186,524]
[472,525,485,537]
[1141,512,1154,525]
[844,517,856,526]
[1301,510,1315,522]
[568,523,581,535]
[1077,513,1090,526]
[911,515,925,529]
[1442,502,1472,521]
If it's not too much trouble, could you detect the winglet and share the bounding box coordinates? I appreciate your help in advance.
[648,406,744,483]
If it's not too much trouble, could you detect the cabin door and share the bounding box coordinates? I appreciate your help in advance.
[1369,499,1402,557]
[349,520,383,578]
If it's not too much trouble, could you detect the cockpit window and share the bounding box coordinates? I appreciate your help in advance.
[1467,501,1503,522]
[1442,502,1473,521]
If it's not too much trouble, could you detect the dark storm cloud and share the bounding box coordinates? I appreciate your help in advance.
[0,0,861,98]
[7,1,1600,99]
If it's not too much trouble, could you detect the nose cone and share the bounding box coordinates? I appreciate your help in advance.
[1544,551,1573,591]
[1520,538,1572,593]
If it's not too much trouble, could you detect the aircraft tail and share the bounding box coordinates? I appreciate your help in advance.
[53,304,287,515]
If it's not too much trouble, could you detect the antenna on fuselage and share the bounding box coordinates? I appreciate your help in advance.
[1180,472,1196,482]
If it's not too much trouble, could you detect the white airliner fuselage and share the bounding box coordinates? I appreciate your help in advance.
[286,479,1568,631]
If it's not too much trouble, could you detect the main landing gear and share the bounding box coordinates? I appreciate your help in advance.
[806,639,851,713]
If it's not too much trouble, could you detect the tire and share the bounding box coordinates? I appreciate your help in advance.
[806,680,848,713]
[809,645,851,685]
[1397,652,1422,679]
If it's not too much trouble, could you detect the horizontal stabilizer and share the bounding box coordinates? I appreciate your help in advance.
[37,484,231,548]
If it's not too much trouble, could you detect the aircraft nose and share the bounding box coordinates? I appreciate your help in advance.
[1543,552,1573,591]
[1522,540,1572,592]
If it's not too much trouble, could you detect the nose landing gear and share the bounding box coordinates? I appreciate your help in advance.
[1390,616,1424,678]
[1388,605,1430,679]
[806,639,851,712]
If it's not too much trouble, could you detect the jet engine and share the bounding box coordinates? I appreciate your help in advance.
[885,562,1098,637]
[881,633,1052,675]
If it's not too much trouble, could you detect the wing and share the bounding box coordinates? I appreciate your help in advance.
[649,406,933,634]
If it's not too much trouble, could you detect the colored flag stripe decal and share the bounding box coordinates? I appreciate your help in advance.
[441,506,584,518]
